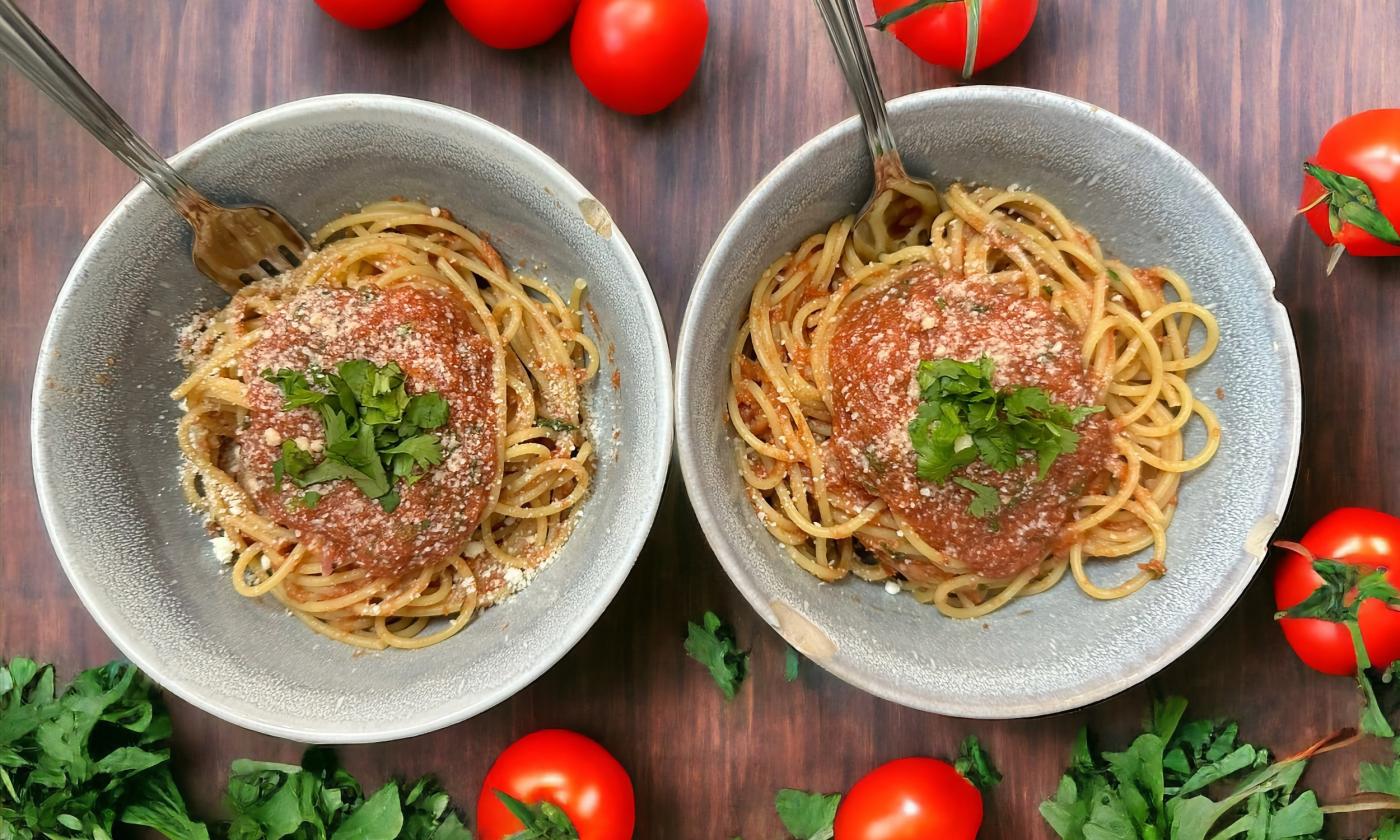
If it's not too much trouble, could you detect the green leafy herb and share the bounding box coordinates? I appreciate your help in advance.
[684,611,749,700]
[774,789,840,840]
[0,658,208,840]
[1303,162,1400,245]
[1040,695,1338,840]
[955,735,1002,792]
[953,477,1001,520]
[784,646,801,683]
[262,360,451,513]
[1275,542,1400,738]
[537,416,578,433]
[907,357,1102,485]
[494,790,577,839]
[223,747,472,840]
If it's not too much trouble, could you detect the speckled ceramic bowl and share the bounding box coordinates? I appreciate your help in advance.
[32,95,671,742]
[676,86,1301,718]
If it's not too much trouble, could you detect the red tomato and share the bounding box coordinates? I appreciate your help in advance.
[1274,508,1400,676]
[833,757,982,840]
[445,0,579,50]
[1299,109,1400,260]
[476,729,635,840]
[312,0,425,29]
[570,0,708,115]
[871,0,1038,75]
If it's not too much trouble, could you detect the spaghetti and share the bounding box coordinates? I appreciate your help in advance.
[174,201,597,649]
[727,182,1220,619]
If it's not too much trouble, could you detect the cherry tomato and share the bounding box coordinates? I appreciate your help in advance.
[312,0,425,29]
[833,757,982,840]
[871,0,1037,75]
[1299,109,1400,263]
[445,0,579,50]
[570,0,708,115]
[1274,508,1400,676]
[476,729,635,840]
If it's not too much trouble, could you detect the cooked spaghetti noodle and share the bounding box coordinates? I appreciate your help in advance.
[174,201,596,649]
[727,182,1219,619]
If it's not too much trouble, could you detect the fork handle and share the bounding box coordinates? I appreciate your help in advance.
[811,0,909,185]
[0,0,209,211]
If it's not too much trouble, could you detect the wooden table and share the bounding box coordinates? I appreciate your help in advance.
[2,2,1396,837]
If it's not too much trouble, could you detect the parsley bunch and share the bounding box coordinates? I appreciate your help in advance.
[263,360,451,514]
[222,748,471,840]
[0,658,207,840]
[1040,696,1338,840]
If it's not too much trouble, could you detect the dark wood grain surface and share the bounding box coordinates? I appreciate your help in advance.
[2,1,1397,837]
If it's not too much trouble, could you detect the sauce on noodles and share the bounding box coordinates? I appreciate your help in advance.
[824,264,1115,579]
[238,284,500,577]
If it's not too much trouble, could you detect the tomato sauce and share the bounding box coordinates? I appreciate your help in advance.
[826,265,1115,579]
[238,284,500,577]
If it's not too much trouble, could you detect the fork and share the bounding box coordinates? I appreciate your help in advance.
[0,0,308,294]
[812,0,941,261]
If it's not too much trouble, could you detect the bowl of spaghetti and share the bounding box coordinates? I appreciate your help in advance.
[33,95,671,741]
[676,86,1301,718]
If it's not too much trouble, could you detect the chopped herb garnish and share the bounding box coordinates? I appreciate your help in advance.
[953,477,1001,519]
[292,491,322,510]
[262,359,450,512]
[685,611,749,700]
[537,416,578,432]
[907,357,1102,485]
[784,646,801,682]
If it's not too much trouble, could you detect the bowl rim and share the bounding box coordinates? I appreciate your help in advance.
[30,92,674,743]
[675,84,1302,719]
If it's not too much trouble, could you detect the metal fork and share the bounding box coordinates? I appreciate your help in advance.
[812,0,940,259]
[0,0,308,294]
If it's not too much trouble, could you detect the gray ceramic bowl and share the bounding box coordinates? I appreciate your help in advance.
[676,86,1301,718]
[32,94,671,742]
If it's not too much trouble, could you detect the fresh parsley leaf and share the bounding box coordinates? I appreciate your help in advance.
[685,611,749,700]
[907,356,1102,486]
[784,646,801,683]
[537,416,578,433]
[774,789,840,840]
[382,434,445,470]
[494,790,578,839]
[405,393,450,429]
[952,477,1001,519]
[262,368,327,409]
[272,439,316,491]
[955,735,1002,792]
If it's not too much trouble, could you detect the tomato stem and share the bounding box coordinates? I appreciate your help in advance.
[870,0,962,31]
[1297,191,1329,215]
[961,0,981,78]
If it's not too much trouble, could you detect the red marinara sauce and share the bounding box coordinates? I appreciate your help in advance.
[238,284,500,578]
[826,265,1115,579]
